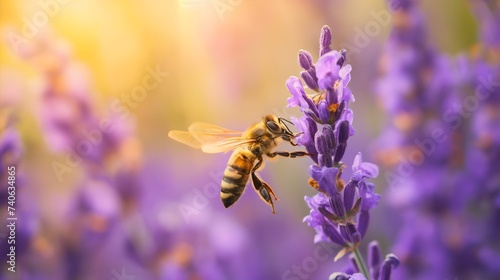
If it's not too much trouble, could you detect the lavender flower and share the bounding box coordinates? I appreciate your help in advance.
[15,35,131,169]
[374,0,500,278]
[288,25,398,279]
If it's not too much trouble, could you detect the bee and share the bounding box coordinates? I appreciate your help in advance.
[168,114,309,214]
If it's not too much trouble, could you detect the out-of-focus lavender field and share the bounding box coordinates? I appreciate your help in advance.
[0,0,499,279]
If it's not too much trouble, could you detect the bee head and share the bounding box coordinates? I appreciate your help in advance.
[263,114,294,141]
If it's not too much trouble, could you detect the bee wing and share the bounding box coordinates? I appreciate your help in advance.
[168,130,205,149]
[201,137,255,154]
[168,122,254,153]
[188,122,242,135]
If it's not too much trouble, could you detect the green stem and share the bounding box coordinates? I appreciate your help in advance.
[353,247,370,280]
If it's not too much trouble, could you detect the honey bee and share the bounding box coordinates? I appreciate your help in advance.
[168,114,309,214]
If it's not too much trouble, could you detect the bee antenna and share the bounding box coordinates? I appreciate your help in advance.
[278,117,295,134]
[279,117,294,126]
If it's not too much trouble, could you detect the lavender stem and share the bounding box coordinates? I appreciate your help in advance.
[354,248,370,280]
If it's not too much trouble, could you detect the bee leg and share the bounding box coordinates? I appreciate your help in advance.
[250,157,278,214]
[251,172,278,214]
[267,151,311,158]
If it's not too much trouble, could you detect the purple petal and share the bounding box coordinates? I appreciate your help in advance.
[318,154,333,168]
[348,223,361,243]
[343,86,355,102]
[368,240,382,280]
[301,70,319,90]
[330,192,346,218]
[340,64,352,81]
[334,143,347,163]
[338,120,351,143]
[380,254,400,280]
[315,124,336,155]
[323,222,347,246]
[316,51,342,90]
[359,181,381,211]
[318,100,331,124]
[343,181,357,212]
[286,76,319,116]
[352,153,362,172]
[352,153,379,179]
[326,87,338,105]
[286,76,305,108]
[339,225,351,244]
[338,49,347,67]
[315,128,329,154]
[349,273,368,280]
[291,116,318,148]
[309,165,339,196]
[357,210,370,238]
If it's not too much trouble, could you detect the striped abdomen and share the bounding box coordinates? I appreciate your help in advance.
[220,149,255,208]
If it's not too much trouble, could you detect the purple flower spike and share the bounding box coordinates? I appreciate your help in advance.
[380,254,400,280]
[368,241,382,280]
[320,25,332,56]
[290,25,394,279]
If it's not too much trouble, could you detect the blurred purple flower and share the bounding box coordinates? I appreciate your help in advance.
[374,0,500,279]
[17,36,135,167]
[329,242,399,280]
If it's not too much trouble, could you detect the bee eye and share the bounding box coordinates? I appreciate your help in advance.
[266,121,281,133]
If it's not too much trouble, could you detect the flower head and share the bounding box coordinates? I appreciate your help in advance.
[288,25,397,278]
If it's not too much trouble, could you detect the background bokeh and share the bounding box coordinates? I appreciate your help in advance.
[0,0,497,279]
